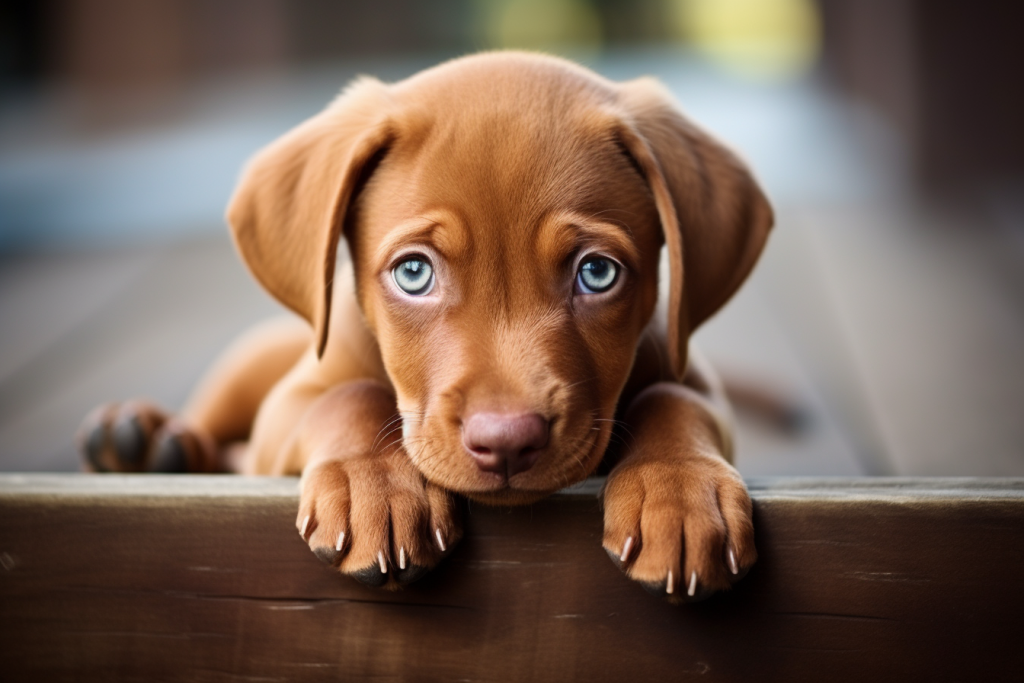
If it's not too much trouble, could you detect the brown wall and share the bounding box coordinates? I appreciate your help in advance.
[821,0,1024,191]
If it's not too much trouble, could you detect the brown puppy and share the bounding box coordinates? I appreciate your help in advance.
[79,52,772,602]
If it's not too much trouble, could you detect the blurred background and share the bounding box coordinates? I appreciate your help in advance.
[1,0,1022,476]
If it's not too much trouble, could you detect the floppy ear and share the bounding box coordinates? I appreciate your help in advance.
[226,77,393,358]
[614,78,773,380]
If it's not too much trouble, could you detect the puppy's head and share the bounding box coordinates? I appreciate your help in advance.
[228,53,772,504]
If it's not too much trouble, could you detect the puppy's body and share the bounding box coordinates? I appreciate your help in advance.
[80,53,771,601]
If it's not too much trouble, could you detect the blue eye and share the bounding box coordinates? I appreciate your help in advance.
[577,257,618,294]
[392,257,434,295]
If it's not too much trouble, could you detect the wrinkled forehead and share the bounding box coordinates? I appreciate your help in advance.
[355,89,654,258]
[420,96,622,203]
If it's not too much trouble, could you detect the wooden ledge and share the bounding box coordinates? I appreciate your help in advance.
[1,475,1022,682]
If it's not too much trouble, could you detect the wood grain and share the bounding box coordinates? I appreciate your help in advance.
[1,475,1022,682]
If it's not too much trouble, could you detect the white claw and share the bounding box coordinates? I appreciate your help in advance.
[666,569,674,594]
[336,531,345,552]
[378,551,387,574]
[688,570,698,597]
[435,528,447,552]
[620,536,634,563]
[399,547,407,570]
[300,515,310,538]
[728,547,739,575]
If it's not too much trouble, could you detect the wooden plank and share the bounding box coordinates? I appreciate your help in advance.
[1,475,1022,682]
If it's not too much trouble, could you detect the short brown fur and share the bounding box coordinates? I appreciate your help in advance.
[80,52,772,601]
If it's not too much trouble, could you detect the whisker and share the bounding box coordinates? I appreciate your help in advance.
[560,376,599,392]
[370,414,405,453]
[592,418,636,449]
[371,424,405,456]
[376,435,406,455]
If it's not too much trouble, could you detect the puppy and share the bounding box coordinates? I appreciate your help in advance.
[79,52,772,602]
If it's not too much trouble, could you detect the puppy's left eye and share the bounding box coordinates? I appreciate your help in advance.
[576,257,619,294]
[393,257,435,295]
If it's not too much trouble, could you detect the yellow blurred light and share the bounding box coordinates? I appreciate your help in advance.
[475,0,603,54]
[670,0,822,81]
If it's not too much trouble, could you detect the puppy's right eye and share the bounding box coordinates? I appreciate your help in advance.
[576,257,619,294]
[392,257,434,295]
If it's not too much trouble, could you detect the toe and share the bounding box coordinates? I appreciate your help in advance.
[682,505,730,593]
[389,487,431,561]
[351,563,390,588]
[151,432,189,472]
[312,545,341,566]
[630,503,684,587]
[111,413,148,467]
[306,502,349,567]
[393,561,429,585]
[78,407,112,472]
[425,483,461,554]
[300,463,351,566]
[79,404,125,472]
[338,462,391,578]
[152,421,217,473]
[717,478,757,579]
[601,472,643,566]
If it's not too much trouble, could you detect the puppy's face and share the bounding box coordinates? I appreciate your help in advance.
[228,53,772,504]
[349,97,662,504]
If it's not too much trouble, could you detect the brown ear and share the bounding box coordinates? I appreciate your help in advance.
[614,78,773,380]
[226,77,393,357]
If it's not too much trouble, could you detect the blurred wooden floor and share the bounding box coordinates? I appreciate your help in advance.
[2,201,1022,476]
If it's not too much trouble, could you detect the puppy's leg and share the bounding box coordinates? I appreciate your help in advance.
[182,316,311,445]
[602,365,755,603]
[78,317,310,473]
[284,380,461,588]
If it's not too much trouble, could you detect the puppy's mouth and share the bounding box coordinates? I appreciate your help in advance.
[404,418,608,506]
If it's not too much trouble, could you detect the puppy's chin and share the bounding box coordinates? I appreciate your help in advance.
[461,488,554,506]
[420,467,594,507]
[414,468,566,506]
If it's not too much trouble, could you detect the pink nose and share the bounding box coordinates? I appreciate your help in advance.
[462,412,549,477]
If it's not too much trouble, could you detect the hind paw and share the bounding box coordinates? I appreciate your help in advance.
[77,401,216,473]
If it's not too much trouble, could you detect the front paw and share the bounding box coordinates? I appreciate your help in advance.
[602,455,756,603]
[297,455,461,588]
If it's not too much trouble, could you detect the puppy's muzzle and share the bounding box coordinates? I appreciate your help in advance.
[462,412,549,478]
